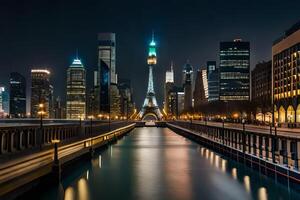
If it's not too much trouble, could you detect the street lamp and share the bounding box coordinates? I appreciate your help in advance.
[274,121,278,136]
[88,115,94,136]
[38,103,45,150]
[269,115,272,135]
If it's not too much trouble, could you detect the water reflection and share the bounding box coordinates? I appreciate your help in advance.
[163,129,192,199]
[28,127,300,200]
[64,187,75,200]
[244,176,251,193]
[258,187,268,200]
[232,168,237,180]
[99,155,102,168]
[78,178,89,200]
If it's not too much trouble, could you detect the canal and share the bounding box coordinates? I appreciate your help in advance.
[21,127,300,200]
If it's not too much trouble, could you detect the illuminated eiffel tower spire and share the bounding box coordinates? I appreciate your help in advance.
[138,32,163,120]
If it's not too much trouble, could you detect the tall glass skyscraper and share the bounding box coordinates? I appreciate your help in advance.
[66,58,86,119]
[98,33,118,115]
[31,69,51,118]
[219,39,250,101]
[206,61,219,101]
[9,72,26,118]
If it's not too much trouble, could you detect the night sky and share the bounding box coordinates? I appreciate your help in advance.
[1,0,300,109]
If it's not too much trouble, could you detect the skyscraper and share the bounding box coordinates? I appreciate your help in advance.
[98,33,118,115]
[194,69,208,109]
[9,72,26,118]
[0,86,9,117]
[207,61,219,101]
[219,39,250,101]
[164,62,175,116]
[183,62,193,111]
[66,58,86,119]
[31,69,51,118]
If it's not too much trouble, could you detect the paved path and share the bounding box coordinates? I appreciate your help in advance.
[186,120,300,138]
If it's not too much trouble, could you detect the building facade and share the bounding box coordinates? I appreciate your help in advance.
[118,78,135,119]
[206,61,219,101]
[30,69,51,118]
[0,86,9,117]
[219,39,250,101]
[98,33,119,116]
[9,72,26,118]
[194,69,208,110]
[164,63,175,116]
[272,21,300,125]
[66,58,86,119]
[251,61,272,122]
[183,62,193,111]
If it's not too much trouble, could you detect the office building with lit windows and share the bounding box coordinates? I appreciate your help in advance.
[273,21,300,125]
[30,69,51,118]
[164,63,175,116]
[0,86,9,117]
[66,58,86,119]
[183,62,193,111]
[207,61,219,101]
[219,40,250,101]
[9,72,26,118]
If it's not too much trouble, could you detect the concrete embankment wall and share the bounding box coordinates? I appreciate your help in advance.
[167,123,300,192]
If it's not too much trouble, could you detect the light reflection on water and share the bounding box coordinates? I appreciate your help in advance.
[23,127,300,200]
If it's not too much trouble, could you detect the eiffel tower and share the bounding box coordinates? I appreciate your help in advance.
[138,33,163,120]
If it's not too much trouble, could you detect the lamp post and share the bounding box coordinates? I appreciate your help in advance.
[269,115,272,135]
[242,118,245,132]
[38,103,45,150]
[51,139,61,182]
[88,115,94,136]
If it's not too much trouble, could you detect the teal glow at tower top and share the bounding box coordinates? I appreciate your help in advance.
[148,32,157,57]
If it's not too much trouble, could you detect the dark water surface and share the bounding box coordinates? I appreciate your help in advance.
[25,127,300,200]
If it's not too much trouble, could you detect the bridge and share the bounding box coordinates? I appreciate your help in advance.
[0,119,300,199]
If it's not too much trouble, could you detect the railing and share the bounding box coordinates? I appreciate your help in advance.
[0,121,132,155]
[0,123,135,196]
[169,121,300,171]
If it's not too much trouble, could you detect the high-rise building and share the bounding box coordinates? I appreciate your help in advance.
[183,62,193,111]
[194,69,208,109]
[272,21,300,124]
[66,58,86,119]
[0,86,9,117]
[177,91,185,115]
[9,72,26,118]
[98,33,116,84]
[31,69,51,118]
[206,61,219,101]
[251,61,272,122]
[164,63,175,116]
[110,84,121,118]
[118,78,135,119]
[53,96,65,119]
[98,33,118,115]
[219,39,250,101]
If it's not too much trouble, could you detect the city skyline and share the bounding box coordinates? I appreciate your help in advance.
[1,0,300,108]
